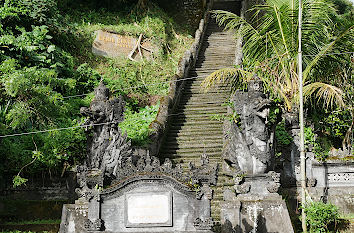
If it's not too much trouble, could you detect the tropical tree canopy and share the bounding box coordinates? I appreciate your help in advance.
[202,0,353,112]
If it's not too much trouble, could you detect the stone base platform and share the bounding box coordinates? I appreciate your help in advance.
[220,174,294,233]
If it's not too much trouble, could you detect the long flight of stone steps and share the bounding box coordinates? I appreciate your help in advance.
[159,1,241,222]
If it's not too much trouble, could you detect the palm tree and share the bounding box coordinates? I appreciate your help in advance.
[202,0,353,113]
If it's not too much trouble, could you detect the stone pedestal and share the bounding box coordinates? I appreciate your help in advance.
[220,175,294,233]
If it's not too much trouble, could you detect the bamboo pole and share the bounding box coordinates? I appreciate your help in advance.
[298,0,307,232]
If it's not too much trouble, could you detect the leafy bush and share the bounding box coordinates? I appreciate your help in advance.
[304,127,331,161]
[119,104,159,146]
[303,201,339,233]
[275,121,293,146]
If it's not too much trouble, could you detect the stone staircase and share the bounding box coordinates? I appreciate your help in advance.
[159,1,240,222]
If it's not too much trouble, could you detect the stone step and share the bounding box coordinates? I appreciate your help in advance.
[168,124,222,130]
[177,104,226,110]
[165,135,223,142]
[179,94,228,100]
[160,146,223,154]
[160,151,222,160]
[162,142,223,150]
[170,115,226,121]
[166,130,223,137]
[172,110,227,117]
[158,2,240,222]
[169,156,222,164]
[177,100,227,106]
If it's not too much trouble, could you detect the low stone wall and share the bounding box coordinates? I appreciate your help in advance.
[148,0,215,157]
[283,160,354,215]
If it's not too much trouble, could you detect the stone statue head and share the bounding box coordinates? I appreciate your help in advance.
[248,75,263,93]
[94,82,110,101]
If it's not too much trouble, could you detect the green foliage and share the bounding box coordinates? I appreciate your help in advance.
[12,175,28,188]
[0,0,192,186]
[119,104,159,146]
[304,126,331,161]
[322,109,352,139]
[302,201,339,233]
[4,219,60,225]
[275,121,293,146]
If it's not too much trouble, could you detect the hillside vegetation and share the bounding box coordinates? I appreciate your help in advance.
[0,0,193,186]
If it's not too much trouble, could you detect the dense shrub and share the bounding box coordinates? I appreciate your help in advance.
[303,201,339,233]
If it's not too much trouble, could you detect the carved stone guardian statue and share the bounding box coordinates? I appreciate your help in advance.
[224,75,275,175]
[76,82,132,201]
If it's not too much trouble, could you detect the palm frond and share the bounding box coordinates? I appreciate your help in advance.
[303,25,354,82]
[303,82,345,109]
[201,68,251,92]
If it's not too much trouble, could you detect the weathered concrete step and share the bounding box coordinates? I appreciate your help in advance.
[194,62,232,66]
[196,52,233,57]
[177,100,227,106]
[174,110,227,116]
[165,135,222,142]
[167,129,222,136]
[162,142,223,150]
[183,84,230,89]
[181,91,229,96]
[181,90,229,95]
[161,150,221,158]
[201,44,235,49]
[171,118,223,124]
[181,87,228,92]
[177,101,225,107]
[161,147,223,154]
[197,52,235,56]
[191,67,235,72]
[176,104,227,109]
[188,70,231,75]
[173,113,226,119]
[169,155,222,163]
[170,124,222,130]
[175,108,226,115]
[168,124,222,130]
[170,122,223,128]
[183,81,230,88]
[202,38,234,42]
[179,93,228,98]
[172,112,225,119]
[169,114,225,121]
[177,105,226,111]
[179,97,229,103]
[182,86,229,91]
[167,130,223,137]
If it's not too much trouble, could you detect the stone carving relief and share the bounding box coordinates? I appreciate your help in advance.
[85,218,103,232]
[80,82,130,174]
[193,217,214,230]
[266,171,281,193]
[189,153,218,186]
[76,83,132,200]
[328,172,354,183]
[113,152,188,183]
[224,76,277,175]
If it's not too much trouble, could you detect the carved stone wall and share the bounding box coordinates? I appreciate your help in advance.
[60,154,218,233]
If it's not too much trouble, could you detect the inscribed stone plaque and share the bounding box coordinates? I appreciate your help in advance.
[125,191,172,227]
[92,30,154,59]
